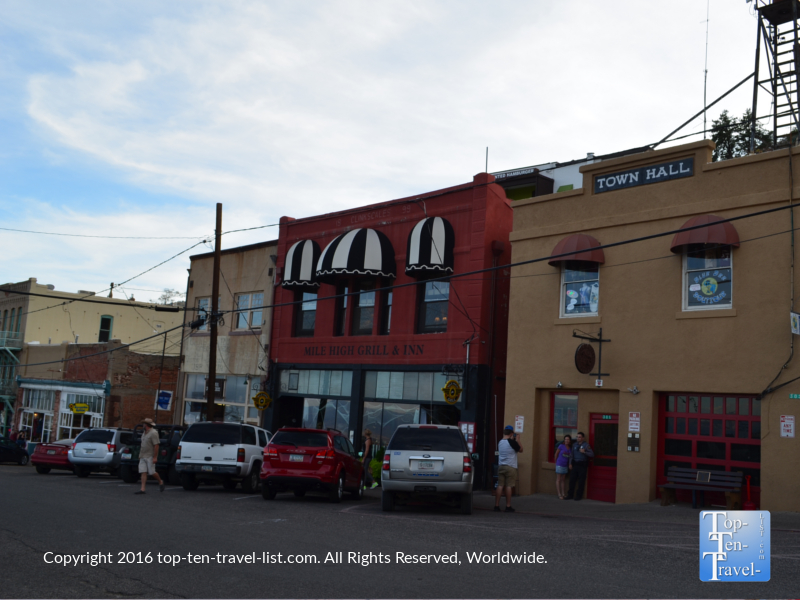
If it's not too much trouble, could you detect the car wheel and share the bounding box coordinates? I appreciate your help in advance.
[76,466,90,478]
[35,465,50,474]
[293,490,306,498]
[17,454,29,466]
[350,480,363,500]
[181,472,199,491]
[460,492,473,515]
[120,466,138,484]
[261,484,277,500]
[381,490,395,512]
[241,464,261,494]
[167,465,180,486]
[329,472,344,503]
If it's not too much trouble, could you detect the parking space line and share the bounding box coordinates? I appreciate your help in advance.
[99,480,121,484]
[234,495,260,500]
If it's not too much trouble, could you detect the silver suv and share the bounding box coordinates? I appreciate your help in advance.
[68,428,134,477]
[380,424,474,514]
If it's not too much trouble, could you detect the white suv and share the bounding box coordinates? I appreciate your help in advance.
[176,422,271,493]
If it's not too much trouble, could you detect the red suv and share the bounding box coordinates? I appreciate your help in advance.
[260,428,364,503]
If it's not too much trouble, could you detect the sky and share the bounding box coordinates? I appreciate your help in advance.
[0,1,765,303]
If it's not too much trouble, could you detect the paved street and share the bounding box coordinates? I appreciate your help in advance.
[1,464,798,599]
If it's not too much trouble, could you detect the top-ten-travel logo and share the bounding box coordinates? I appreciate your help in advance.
[699,510,770,582]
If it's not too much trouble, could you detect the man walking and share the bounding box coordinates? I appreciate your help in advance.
[136,418,165,495]
[566,431,594,501]
[494,425,523,513]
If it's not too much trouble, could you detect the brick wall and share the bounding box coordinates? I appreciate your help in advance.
[109,349,181,428]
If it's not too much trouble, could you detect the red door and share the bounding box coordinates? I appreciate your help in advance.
[587,413,618,503]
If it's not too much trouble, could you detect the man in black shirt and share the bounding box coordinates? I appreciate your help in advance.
[565,431,593,501]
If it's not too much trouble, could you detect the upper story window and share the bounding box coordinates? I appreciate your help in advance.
[235,292,264,329]
[380,291,392,335]
[418,281,449,334]
[98,315,113,342]
[196,296,220,331]
[683,245,732,310]
[335,285,348,337]
[561,262,599,317]
[352,281,376,336]
[295,291,317,337]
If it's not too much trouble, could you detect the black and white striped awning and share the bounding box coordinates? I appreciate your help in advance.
[281,239,321,290]
[405,217,455,277]
[316,228,396,279]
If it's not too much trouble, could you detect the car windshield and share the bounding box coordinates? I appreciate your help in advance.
[75,430,114,444]
[182,423,240,445]
[270,431,329,448]
[387,428,467,452]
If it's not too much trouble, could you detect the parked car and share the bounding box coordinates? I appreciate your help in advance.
[260,428,364,503]
[175,422,270,493]
[119,424,186,485]
[380,424,474,514]
[68,428,134,477]
[31,439,74,474]
[0,437,29,465]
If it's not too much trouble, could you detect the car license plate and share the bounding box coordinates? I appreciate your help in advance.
[417,461,434,469]
[47,450,55,455]
[84,449,95,454]
[202,466,213,472]
[289,454,304,462]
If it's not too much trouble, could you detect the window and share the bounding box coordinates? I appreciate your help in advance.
[335,285,348,336]
[418,281,449,333]
[683,244,732,310]
[352,281,376,336]
[235,293,264,329]
[8,309,14,333]
[549,393,578,461]
[15,306,22,332]
[561,261,599,317]
[257,430,268,447]
[22,389,55,411]
[380,291,392,335]
[241,426,256,446]
[294,291,317,337]
[98,315,113,342]
[195,297,220,331]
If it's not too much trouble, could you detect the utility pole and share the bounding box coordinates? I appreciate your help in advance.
[206,203,222,421]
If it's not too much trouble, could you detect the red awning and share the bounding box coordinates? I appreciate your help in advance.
[670,215,740,253]
[548,234,605,265]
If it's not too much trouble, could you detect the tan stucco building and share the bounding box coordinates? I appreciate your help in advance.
[179,240,278,427]
[505,140,800,512]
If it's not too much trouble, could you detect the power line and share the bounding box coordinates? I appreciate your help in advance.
[0,226,205,239]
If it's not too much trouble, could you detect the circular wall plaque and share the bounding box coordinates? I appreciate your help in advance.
[575,343,596,375]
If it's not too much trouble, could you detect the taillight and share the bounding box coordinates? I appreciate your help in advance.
[107,444,116,453]
[315,449,335,460]
[462,455,472,473]
[61,447,69,455]
[177,445,182,460]
[382,453,390,471]
[265,446,278,458]
[71,443,76,451]
[237,448,245,463]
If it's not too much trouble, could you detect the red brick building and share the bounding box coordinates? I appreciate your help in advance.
[265,173,512,488]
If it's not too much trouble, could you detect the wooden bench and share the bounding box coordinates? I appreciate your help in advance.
[659,467,743,509]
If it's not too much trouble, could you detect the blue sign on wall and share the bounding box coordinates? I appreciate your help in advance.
[699,510,770,582]
[594,157,694,194]
[155,390,173,411]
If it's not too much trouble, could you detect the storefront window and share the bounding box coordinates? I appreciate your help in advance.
[294,291,317,337]
[549,393,578,461]
[561,261,599,317]
[683,244,732,310]
[302,398,350,433]
[280,369,353,397]
[418,281,449,333]
[352,282,376,336]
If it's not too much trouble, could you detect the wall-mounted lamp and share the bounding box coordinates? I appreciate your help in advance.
[556,382,563,388]
[627,386,640,395]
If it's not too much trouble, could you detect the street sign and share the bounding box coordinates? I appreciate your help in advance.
[629,412,641,432]
[154,390,173,411]
[252,392,272,410]
[441,380,463,405]
[69,403,89,414]
[781,415,795,438]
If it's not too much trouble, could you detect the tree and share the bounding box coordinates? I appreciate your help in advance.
[711,109,773,161]
[157,288,182,305]
[735,109,772,156]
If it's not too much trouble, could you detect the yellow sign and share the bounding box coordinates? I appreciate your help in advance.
[252,392,272,411]
[441,380,463,405]
[70,403,89,414]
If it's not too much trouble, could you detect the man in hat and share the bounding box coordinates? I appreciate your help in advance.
[136,418,165,494]
[494,425,523,512]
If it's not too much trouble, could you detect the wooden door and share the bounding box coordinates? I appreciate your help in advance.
[587,413,618,503]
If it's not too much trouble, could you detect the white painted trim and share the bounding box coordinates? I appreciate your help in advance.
[19,383,102,396]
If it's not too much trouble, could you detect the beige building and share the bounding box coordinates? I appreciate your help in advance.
[506,140,800,512]
[0,278,183,434]
[179,240,278,427]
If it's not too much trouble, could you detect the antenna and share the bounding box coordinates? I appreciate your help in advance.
[485,147,488,172]
[703,0,710,139]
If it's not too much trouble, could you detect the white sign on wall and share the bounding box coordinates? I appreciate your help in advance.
[781,415,795,438]
[792,312,800,335]
[514,415,524,434]
[629,411,641,432]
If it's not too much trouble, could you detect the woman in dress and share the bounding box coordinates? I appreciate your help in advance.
[554,434,572,499]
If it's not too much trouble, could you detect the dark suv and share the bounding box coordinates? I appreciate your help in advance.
[119,424,186,485]
[260,428,364,503]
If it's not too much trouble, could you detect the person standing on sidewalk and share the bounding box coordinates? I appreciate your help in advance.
[136,418,165,495]
[565,431,593,501]
[494,425,523,513]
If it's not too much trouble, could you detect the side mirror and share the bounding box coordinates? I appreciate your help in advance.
[471,453,479,461]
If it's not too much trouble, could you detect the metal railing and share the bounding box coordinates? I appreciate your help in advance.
[0,331,22,348]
